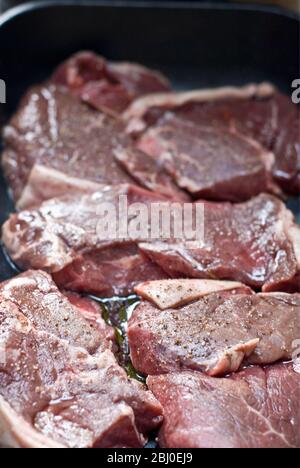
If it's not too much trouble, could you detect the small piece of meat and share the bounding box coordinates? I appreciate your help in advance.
[134,116,275,202]
[0,270,108,354]
[128,290,300,376]
[52,51,171,115]
[147,364,300,448]
[140,194,300,292]
[135,279,253,309]
[0,272,163,448]
[1,84,135,202]
[2,185,169,297]
[124,83,299,195]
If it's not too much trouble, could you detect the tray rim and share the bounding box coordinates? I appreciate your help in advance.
[0,0,299,31]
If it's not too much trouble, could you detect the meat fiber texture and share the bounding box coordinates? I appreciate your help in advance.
[148,364,300,449]
[128,279,300,376]
[1,84,134,203]
[1,185,170,297]
[118,114,277,202]
[2,83,184,207]
[140,194,300,293]
[2,192,300,297]
[0,271,163,448]
[124,83,300,196]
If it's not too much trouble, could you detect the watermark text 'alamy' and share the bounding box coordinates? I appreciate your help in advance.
[95,196,205,248]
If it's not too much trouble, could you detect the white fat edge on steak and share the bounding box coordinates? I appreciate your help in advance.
[17,164,104,210]
[206,339,260,377]
[134,279,251,309]
[123,82,275,132]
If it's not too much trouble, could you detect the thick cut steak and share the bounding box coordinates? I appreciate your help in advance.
[1,84,183,206]
[148,365,300,448]
[2,185,169,297]
[52,51,171,115]
[119,115,276,202]
[128,282,300,376]
[140,194,300,292]
[0,271,163,448]
[1,84,134,202]
[125,83,300,195]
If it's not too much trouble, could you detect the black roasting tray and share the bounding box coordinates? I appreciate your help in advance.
[0,0,299,448]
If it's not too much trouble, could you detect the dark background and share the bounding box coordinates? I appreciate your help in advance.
[1,0,299,14]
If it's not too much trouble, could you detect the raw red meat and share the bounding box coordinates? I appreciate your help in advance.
[129,280,300,376]
[148,364,300,448]
[52,51,171,115]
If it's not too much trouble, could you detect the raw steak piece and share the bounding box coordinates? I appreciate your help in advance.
[128,284,300,376]
[0,271,163,448]
[124,83,275,135]
[124,83,300,195]
[52,51,171,115]
[1,84,134,202]
[140,194,300,292]
[2,83,184,206]
[147,364,300,448]
[2,185,169,297]
[0,270,111,354]
[125,116,276,202]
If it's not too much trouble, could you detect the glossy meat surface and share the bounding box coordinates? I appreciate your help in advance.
[148,364,300,448]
